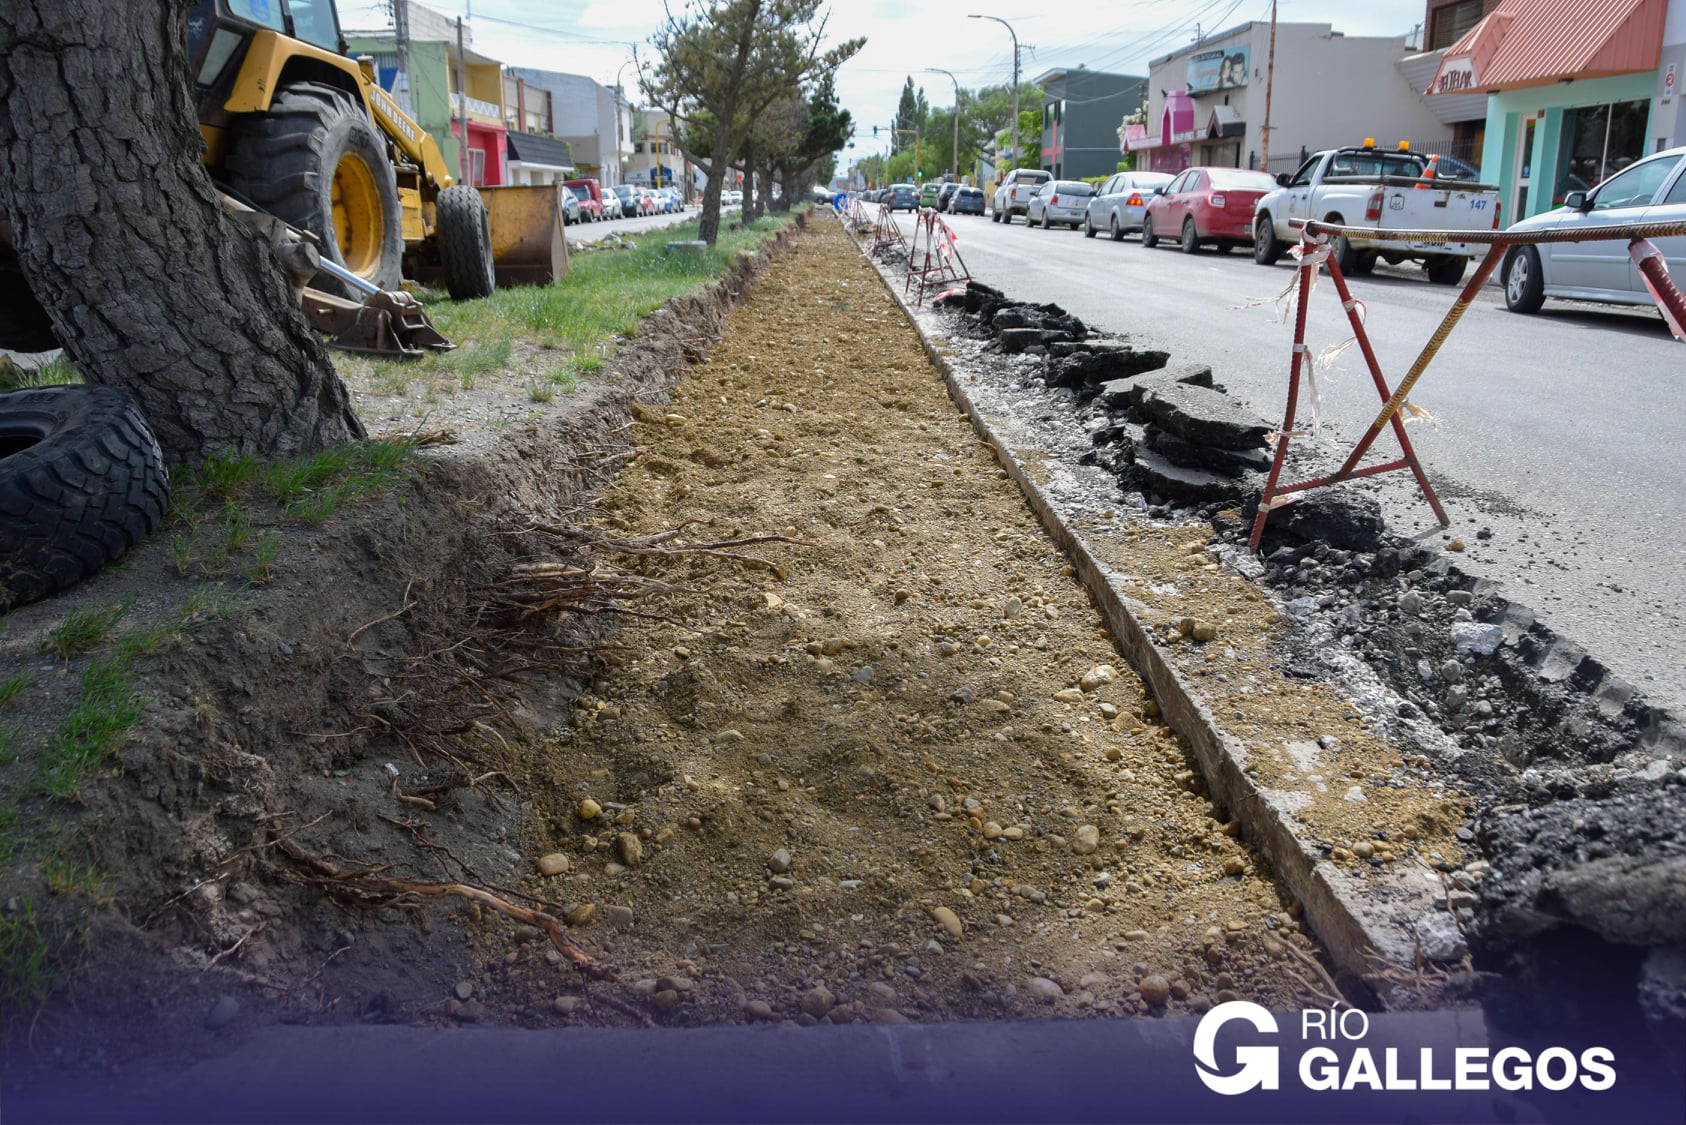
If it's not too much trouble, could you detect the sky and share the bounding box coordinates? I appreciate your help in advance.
[342,0,1431,171]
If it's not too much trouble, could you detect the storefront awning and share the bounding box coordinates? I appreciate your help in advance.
[1427,0,1664,95]
[506,130,573,169]
[1206,106,1245,139]
[1126,90,1198,152]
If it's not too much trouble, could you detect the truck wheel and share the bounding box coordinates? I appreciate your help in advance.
[0,384,169,612]
[223,82,404,298]
[1253,215,1283,264]
[1353,251,1378,276]
[1181,218,1201,254]
[1331,232,1364,276]
[1427,254,1467,286]
[436,185,496,301]
[1141,216,1158,249]
[1503,247,1544,313]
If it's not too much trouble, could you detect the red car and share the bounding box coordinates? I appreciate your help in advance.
[1142,167,1280,254]
[563,178,605,222]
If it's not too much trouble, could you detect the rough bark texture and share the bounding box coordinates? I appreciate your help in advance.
[0,1,365,465]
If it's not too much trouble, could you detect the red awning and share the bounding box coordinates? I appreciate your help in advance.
[1428,0,1665,94]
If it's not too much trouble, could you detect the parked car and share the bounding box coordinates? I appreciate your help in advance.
[949,186,986,215]
[918,182,941,209]
[1252,141,1501,283]
[991,168,1052,224]
[1142,167,1278,253]
[935,183,960,212]
[1501,145,1686,315]
[559,190,581,225]
[886,183,919,212]
[1026,180,1096,230]
[610,185,641,218]
[563,179,604,222]
[600,191,623,220]
[1084,171,1173,239]
[725,189,742,205]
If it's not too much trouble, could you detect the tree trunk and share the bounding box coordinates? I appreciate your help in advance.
[692,126,737,247]
[0,1,364,465]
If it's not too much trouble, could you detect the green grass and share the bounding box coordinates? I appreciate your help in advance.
[40,653,144,798]
[0,899,54,1017]
[0,356,81,391]
[0,672,32,709]
[41,605,127,659]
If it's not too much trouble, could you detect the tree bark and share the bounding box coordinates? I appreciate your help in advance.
[0,1,365,465]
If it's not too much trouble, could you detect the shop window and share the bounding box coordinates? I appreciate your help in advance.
[1429,0,1482,51]
[1554,100,1649,201]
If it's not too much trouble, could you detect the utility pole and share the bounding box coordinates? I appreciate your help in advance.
[393,0,410,116]
[454,16,468,184]
[1261,0,1277,166]
[924,68,961,179]
[969,15,1019,175]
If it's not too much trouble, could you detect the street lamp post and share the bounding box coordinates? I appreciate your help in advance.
[612,59,635,186]
[923,68,961,181]
[968,15,1019,180]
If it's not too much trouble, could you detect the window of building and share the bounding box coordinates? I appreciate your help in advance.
[1554,99,1649,201]
[469,147,486,187]
[1429,0,1483,51]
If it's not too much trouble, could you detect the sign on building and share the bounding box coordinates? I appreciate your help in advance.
[1187,46,1249,93]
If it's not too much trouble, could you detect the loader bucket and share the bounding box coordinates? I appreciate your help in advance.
[479,184,571,286]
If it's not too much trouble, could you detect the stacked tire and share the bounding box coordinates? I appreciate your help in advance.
[0,385,169,611]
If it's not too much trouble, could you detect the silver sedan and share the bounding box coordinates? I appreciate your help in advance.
[1084,171,1174,240]
[1025,180,1097,230]
[1502,146,1686,314]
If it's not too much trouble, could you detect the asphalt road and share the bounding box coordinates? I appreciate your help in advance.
[889,209,1686,717]
[566,204,737,243]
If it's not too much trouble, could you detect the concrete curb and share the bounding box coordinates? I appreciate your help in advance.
[849,219,1445,997]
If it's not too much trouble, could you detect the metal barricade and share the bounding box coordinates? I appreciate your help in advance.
[903,208,971,305]
[1249,217,1686,551]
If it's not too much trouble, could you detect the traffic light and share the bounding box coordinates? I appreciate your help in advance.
[873,126,879,137]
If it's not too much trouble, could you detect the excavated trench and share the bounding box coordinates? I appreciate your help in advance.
[3,210,1681,1110]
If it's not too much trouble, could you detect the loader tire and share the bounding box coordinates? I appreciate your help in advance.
[436,185,496,300]
[0,385,169,612]
[222,82,404,298]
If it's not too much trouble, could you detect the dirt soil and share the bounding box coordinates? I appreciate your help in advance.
[2,215,1389,1085]
[482,219,1343,1028]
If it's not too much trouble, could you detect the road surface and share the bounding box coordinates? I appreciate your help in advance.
[888,208,1686,716]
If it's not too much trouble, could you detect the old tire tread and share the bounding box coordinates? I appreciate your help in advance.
[436,185,497,301]
[0,385,169,611]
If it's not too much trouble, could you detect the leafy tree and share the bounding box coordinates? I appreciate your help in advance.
[643,0,862,245]
[0,0,363,463]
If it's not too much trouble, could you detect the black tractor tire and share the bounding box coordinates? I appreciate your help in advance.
[1254,213,1284,264]
[0,246,61,353]
[0,384,169,611]
[222,82,404,298]
[436,185,497,301]
[1427,254,1468,286]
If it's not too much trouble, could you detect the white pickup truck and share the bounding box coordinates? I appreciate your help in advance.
[1252,145,1502,284]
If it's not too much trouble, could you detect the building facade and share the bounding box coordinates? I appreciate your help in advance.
[1127,22,1452,177]
[1428,0,1684,222]
[507,68,633,186]
[625,110,689,195]
[1035,68,1147,180]
[345,4,505,187]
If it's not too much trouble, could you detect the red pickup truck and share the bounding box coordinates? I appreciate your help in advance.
[563,179,605,223]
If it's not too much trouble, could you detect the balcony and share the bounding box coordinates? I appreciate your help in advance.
[452,92,503,125]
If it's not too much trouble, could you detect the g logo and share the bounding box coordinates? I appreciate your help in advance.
[1194,1001,1280,1095]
